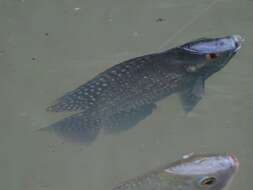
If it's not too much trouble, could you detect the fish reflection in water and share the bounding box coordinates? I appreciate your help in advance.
[41,35,243,143]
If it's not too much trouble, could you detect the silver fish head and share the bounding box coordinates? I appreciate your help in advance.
[181,35,243,54]
[164,153,239,190]
[178,35,244,78]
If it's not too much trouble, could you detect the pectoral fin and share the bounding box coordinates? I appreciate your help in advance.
[180,77,205,112]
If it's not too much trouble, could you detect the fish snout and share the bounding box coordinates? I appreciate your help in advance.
[231,34,244,52]
[228,154,240,170]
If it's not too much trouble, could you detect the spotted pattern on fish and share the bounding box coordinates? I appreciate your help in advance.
[47,53,188,115]
[45,35,242,142]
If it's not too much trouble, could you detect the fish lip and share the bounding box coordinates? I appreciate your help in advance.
[232,34,244,53]
[228,154,240,170]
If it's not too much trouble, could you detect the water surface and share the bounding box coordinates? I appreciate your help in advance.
[0,0,252,189]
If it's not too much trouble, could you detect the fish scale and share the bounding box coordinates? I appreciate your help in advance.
[47,53,186,115]
[94,64,186,115]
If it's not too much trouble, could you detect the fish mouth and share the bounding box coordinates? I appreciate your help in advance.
[228,154,240,170]
[232,34,244,53]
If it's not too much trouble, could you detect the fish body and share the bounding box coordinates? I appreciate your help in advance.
[47,53,189,114]
[44,35,243,142]
[48,35,242,114]
[113,154,239,190]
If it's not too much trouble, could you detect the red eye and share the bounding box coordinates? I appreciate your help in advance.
[206,53,218,60]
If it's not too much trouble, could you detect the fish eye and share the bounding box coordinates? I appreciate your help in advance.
[200,177,216,187]
[206,53,218,60]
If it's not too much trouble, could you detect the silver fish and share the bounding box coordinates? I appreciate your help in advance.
[113,153,239,190]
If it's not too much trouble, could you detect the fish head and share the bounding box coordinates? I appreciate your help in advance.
[178,35,243,78]
[164,153,239,190]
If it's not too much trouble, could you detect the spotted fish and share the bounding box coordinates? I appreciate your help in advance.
[113,153,239,190]
[44,35,243,142]
[47,35,243,114]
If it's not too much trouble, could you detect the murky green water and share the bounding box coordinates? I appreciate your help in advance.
[0,0,252,189]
